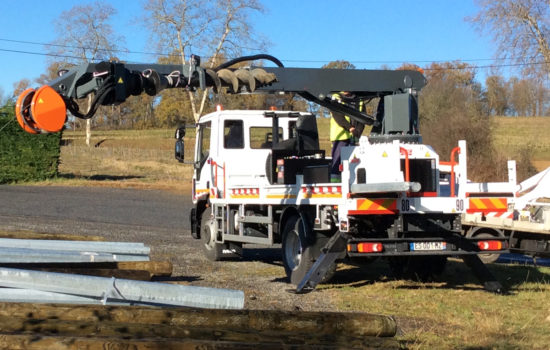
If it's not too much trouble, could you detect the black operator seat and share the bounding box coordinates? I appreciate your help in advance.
[295,113,320,154]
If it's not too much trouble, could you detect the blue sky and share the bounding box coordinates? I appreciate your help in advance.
[0,0,497,99]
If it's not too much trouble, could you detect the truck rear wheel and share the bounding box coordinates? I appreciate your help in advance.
[201,207,223,261]
[282,215,315,285]
[281,215,336,285]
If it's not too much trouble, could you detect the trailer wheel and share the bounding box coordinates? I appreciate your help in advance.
[282,215,315,285]
[200,207,223,261]
[474,232,501,264]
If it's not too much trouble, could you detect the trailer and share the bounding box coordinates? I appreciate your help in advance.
[461,164,550,262]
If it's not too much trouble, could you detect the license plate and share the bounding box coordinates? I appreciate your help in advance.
[410,242,447,251]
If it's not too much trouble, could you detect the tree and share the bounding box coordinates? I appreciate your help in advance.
[49,1,124,144]
[11,79,31,100]
[418,61,504,181]
[142,0,266,122]
[322,60,356,70]
[509,77,536,116]
[469,0,550,78]
[485,75,509,116]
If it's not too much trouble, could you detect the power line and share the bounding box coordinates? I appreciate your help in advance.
[0,48,84,60]
[1,40,548,71]
[0,37,264,59]
[0,37,532,65]
[0,38,173,58]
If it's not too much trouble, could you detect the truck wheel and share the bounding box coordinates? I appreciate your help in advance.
[200,207,223,261]
[474,232,501,264]
[282,215,315,285]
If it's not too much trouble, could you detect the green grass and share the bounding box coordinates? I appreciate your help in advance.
[493,116,550,171]
[324,259,550,349]
[8,116,550,349]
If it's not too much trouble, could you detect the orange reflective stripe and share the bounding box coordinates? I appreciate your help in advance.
[468,198,507,213]
[349,198,397,215]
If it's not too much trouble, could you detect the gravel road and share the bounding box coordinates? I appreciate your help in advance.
[0,185,334,311]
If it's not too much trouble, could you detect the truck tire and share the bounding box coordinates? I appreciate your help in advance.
[282,215,315,285]
[200,207,223,261]
[281,215,336,285]
[474,232,501,264]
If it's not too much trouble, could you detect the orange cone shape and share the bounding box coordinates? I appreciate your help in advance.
[30,86,67,133]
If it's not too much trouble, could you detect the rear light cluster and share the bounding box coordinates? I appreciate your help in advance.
[477,240,503,251]
[347,242,384,253]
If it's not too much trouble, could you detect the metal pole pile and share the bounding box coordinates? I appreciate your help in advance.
[0,267,244,309]
[0,238,150,262]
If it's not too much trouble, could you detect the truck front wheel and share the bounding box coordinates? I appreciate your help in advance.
[201,207,223,261]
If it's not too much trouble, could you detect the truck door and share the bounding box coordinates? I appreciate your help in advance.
[193,121,212,200]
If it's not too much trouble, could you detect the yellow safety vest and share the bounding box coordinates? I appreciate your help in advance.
[329,94,363,141]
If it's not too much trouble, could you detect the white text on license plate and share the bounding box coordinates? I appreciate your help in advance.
[410,242,447,251]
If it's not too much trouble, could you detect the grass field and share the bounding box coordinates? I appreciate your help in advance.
[493,116,550,171]
[26,116,550,349]
[43,116,550,192]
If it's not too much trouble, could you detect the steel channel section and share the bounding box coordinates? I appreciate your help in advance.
[0,268,244,309]
[0,239,150,255]
[0,247,149,263]
[0,289,135,306]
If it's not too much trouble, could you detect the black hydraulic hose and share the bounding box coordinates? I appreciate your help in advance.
[214,54,284,71]
[65,76,116,119]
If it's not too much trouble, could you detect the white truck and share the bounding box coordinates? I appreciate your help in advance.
[460,163,550,263]
[15,54,510,292]
[182,108,506,292]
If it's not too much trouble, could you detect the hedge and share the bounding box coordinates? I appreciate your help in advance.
[0,109,62,183]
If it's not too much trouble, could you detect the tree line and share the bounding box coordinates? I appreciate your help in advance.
[2,0,549,180]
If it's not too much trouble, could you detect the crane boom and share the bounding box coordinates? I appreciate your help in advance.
[14,55,426,134]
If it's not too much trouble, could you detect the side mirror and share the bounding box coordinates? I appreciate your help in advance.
[175,139,184,162]
[174,126,186,163]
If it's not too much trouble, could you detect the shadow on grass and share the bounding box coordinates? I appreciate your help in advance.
[58,173,144,181]
[396,259,550,293]
[151,275,202,283]
[223,247,283,267]
[310,258,550,293]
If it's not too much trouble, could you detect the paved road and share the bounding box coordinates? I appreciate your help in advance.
[0,185,190,240]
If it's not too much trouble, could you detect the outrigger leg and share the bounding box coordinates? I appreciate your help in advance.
[461,255,505,294]
[296,231,348,293]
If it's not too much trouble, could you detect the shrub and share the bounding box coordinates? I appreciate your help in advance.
[0,110,61,183]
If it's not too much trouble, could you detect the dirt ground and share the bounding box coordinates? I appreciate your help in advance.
[0,185,335,313]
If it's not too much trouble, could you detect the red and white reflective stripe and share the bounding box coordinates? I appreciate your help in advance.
[302,186,342,195]
[230,188,260,198]
[486,211,514,219]
[232,188,260,195]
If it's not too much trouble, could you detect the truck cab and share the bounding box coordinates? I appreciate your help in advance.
[192,110,318,202]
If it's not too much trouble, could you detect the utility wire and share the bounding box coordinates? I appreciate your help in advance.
[0,37,532,65]
[1,39,549,71]
[0,119,13,133]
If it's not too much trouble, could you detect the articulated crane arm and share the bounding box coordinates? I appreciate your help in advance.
[14,54,426,134]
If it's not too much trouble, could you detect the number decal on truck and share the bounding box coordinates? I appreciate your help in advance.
[401,199,410,212]
[456,199,464,212]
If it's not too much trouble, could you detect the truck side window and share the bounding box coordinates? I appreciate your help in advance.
[224,120,244,149]
[250,127,282,149]
[198,122,211,164]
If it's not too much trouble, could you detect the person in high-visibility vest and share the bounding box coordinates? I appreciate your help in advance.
[329,92,364,180]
